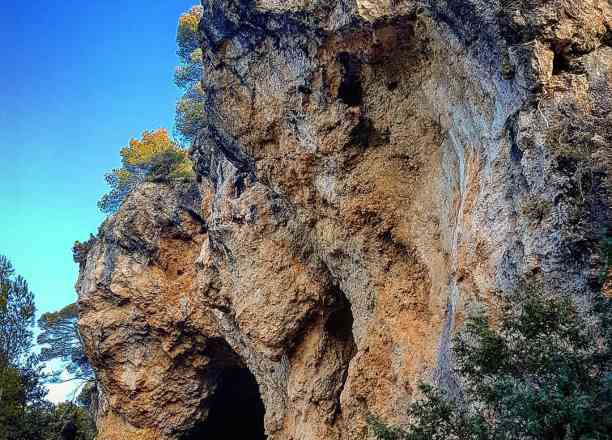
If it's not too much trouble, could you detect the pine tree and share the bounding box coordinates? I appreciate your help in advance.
[174,5,205,143]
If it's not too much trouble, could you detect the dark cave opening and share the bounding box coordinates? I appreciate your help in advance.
[326,285,357,366]
[183,338,267,440]
[185,366,267,440]
[552,51,571,75]
[326,288,355,346]
[337,52,363,107]
[324,284,357,422]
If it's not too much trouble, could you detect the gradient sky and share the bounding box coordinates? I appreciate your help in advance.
[0,0,197,401]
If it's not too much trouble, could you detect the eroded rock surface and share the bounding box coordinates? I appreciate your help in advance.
[78,1,611,439]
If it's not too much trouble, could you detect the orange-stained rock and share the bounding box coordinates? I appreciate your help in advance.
[78,1,611,439]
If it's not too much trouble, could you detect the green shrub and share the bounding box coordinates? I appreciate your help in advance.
[0,365,24,438]
[367,415,406,440]
[146,149,194,182]
[371,283,612,440]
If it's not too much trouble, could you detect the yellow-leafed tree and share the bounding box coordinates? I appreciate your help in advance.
[121,129,176,166]
[98,129,194,214]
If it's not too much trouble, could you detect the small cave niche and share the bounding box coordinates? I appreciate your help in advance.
[234,174,246,198]
[552,51,571,75]
[322,284,357,422]
[386,81,399,91]
[346,117,389,150]
[337,52,363,107]
[325,284,357,363]
[183,340,267,440]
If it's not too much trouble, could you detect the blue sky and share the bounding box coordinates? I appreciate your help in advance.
[0,0,196,401]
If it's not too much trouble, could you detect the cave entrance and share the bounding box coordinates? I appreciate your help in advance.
[198,367,266,439]
[184,340,267,440]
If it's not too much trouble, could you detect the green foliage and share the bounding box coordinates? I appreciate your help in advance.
[368,415,407,440]
[147,149,195,182]
[97,6,203,216]
[0,364,24,439]
[38,303,93,383]
[46,402,96,440]
[500,52,515,80]
[174,49,202,89]
[176,6,202,61]
[175,85,205,142]
[76,381,96,411]
[0,255,36,367]
[0,256,96,440]
[98,129,194,214]
[0,320,49,436]
[0,255,48,438]
[174,5,205,142]
[2,397,96,440]
[371,284,612,440]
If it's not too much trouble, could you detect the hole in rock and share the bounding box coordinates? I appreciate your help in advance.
[552,51,571,75]
[184,340,266,440]
[200,368,266,439]
[349,117,373,148]
[337,52,363,107]
[387,81,399,91]
[604,30,612,48]
[298,85,311,95]
[326,285,357,362]
[324,284,357,422]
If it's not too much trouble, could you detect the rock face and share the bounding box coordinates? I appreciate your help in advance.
[77,1,611,439]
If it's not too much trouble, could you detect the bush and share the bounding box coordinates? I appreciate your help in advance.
[146,149,194,182]
[371,283,612,440]
[98,129,194,214]
[0,365,24,438]
[368,415,407,440]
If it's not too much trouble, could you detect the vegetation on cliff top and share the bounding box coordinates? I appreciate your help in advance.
[370,281,612,440]
[97,5,203,215]
[98,129,194,214]
[174,5,205,143]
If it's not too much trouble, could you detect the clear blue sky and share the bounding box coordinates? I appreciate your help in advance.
[0,0,196,399]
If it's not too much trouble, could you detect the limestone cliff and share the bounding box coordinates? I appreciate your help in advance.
[77,1,611,439]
